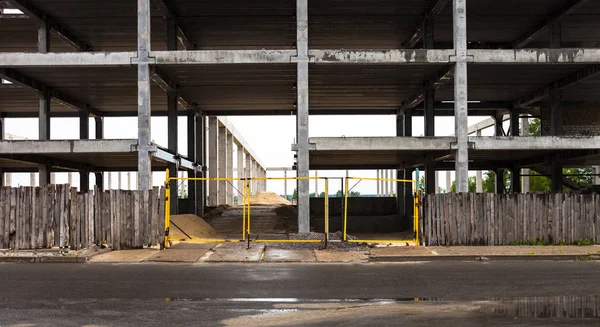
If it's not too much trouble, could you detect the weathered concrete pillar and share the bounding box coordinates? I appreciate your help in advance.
[315,170,319,197]
[38,92,51,186]
[226,132,233,205]
[453,0,469,193]
[237,144,244,205]
[495,170,504,194]
[522,118,530,193]
[117,172,122,190]
[376,170,381,196]
[136,0,153,198]
[284,169,288,200]
[208,117,218,206]
[38,22,50,53]
[251,158,257,194]
[186,112,196,214]
[475,129,483,193]
[295,0,310,233]
[595,167,600,185]
[511,167,521,193]
[551,158,563,192]
[127,172,131,190]
[167,89,178,214]
[549,18,562,49]
[446,171,452,193]
[383,170,389,196]
[94,117,104,191]
[107,173,112,190]
[217,125,227,205]
[79,112,90,192]
[196,114,206,215]
[550,86,563,136]
[244,152,251,194]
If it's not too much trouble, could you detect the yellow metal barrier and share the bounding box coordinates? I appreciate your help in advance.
[343,177,419,246]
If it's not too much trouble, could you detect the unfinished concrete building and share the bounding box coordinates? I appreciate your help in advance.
[1,0,599,234]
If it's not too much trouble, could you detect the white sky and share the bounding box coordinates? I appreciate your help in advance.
[5,115,501,194]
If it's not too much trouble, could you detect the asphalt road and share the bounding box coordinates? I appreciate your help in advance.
[0,261,599,326]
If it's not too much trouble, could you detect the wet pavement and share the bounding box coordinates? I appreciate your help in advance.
[0,262,599,326]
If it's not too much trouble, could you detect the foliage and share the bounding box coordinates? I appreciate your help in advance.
[510,238,595,246]
[576,238,595,246]
[178,184,188,199]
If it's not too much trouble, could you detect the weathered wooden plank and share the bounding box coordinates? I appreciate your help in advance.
[0,188,6,249]
[9,188,16,249]
[134,190,141,247]
[151,188,159,246]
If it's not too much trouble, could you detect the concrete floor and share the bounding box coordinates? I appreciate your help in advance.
[0,262,599,326]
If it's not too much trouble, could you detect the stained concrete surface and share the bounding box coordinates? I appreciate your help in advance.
[145,243,216,262]
[90,249,158,263]
[263,248,316,262]
[206,243,265,262]
[0,262,599,326]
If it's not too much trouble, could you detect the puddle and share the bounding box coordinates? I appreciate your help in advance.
[164,296,600,318]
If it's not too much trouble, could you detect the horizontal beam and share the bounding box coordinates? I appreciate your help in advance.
[1,49,599,66]
[0,68,102,117]
[153,147,200,172]
[0,153,97,171]
[0,139,137,154]
[466,136,600,151]
[6,0,90,51]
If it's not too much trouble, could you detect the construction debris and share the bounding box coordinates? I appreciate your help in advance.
[250,192,292,205]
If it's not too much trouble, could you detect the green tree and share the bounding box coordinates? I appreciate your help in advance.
[178,184,188,199]
[292,188,297,200]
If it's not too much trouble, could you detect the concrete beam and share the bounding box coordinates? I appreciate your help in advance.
[152,50,295,64]
[0,68,102,117]
[400,0,449,48]
[7,0,90,51]
[468,136,600,151]
[468,49,600,64]
[513,0,590,49]
[0,52,135,67]
[151,0,194,50]
[0,139,137,154]
[311,49,455,64]
[0,154,98,172]
[153,147,198,172]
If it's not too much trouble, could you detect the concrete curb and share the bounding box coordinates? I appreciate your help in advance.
[369,254,600,262]
[0,256,87,263]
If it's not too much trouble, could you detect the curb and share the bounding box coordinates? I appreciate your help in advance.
[369,254,600,262]
[0,256,87,263]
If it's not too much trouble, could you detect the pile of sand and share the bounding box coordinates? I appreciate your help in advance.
[250,192,292,205]
[170,214,222,240]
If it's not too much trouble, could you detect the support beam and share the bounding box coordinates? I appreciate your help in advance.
[137,0,153,195]
[453,0,470,193]
[521,118,530,193]
[295,0,310,233]
[400,0,449,48]
[187,112,196,214]
[217,125,227,205]
[94,117,104,191]
[510,109,520,136]
[476,130,483,192]
[226,133,233,205]
[167,89,178,215]
[550,86,563,136]
[152,0,194,50]
[208,117,218,206]
[79,112,89,192]
[38,92,50,186]
[512,0,589,49]
[495,170,505,194]
[551,158,563,192]
[7,0,90,51]
[511,167,521,193]
[37,22,50,53]
[237,144,243,205]
[195,114,205,215]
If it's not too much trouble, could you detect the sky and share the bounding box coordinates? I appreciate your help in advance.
[4,114,501,195]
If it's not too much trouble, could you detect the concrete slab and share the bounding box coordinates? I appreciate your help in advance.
[90,249,159,263]
[207,243,265,262]
[145,243,217,262]
[314,250,368,263]
[263,249,316,262]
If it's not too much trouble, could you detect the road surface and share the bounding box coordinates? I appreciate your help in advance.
[0,261,599,326]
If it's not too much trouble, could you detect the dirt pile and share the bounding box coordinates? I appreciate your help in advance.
[170,214,222,240]
[250,192,292,205]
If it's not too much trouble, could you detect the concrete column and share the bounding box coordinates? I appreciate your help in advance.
[550,86,563,136]
[208,117,218,206]
[315,170,319,197]
[30,173,36,187]
[217,125,227,205]
[127,172,131,190]
[244,152,251,193]
[284,169,288,200]
[196,114,206,215]
[295,0,310,233]
[425,165,436,194]
[117,172,122,190]
[79,112,90,192]
[495,114,505,137]
[453,0,469,193]
[551,157,563,192]
[595,167,600,185]
[549,18,562,49]
[37,23,50,53]
[94,117,104,191]
[522,118,530,193]
[251,158,257,194]
[226,132,233,205]
[137,0,152,196]
[510,109,520,136]
[476,129,483,193]
[383,170,388,196]
[167,89,178,214]
[187,112,196,214]
[237,144,244,205]
[38,92,51,186]
[495,170,504,194]
[376,170,381,196]
[511,167,521,193]
[108,173,112,190]
[446,171,452,193]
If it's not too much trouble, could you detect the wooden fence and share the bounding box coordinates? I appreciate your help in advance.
[423,193,600,246]
[0,185,166,250]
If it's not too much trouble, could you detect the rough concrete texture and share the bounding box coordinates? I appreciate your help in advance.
[263,248,316,262]
[206,243,265,262]
[314,250,368,262]
[370,246,435,257]
[90,249,159,263]
[145,243,216,262]
[431,245,600,256]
